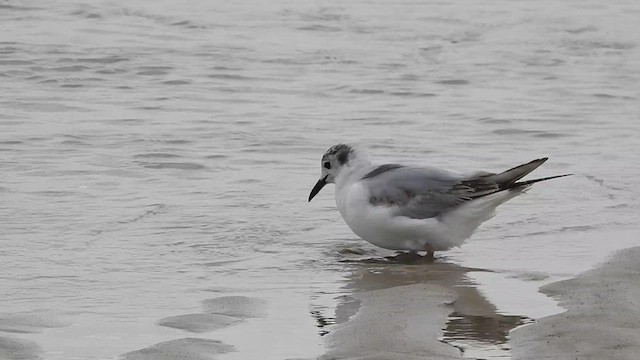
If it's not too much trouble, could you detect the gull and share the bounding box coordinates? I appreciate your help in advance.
[308,144,570,258]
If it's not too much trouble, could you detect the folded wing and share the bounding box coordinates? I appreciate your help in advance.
[363,158,567,219]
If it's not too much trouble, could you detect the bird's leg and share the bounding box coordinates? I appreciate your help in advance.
[424,244,435,259]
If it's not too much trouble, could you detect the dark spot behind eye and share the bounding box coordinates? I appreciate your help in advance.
[337,148,351,165]
[324,161,331,169]
[323,144,353,165]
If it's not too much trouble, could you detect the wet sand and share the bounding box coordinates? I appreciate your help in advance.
[120,338,234,360]
[510,246,640,360]
[118,296,267,359]
[0,336,42,360]
[116,247,640,359]
[322,282,461,360]
[320,239,640,360]
[319,255,528,359]
[0,311,66,360]
[4,245,640,359]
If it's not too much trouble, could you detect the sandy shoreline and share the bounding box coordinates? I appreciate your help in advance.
[322,282,461,360]
[510,246,640,360]
[3,246,640,359]
[320,257,524,359]
[321,243,640,360]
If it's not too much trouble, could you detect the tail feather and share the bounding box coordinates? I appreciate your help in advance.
[438,159,570,249]
[508,173,572,189]
[462,158,570,199]
[484,158,549,186]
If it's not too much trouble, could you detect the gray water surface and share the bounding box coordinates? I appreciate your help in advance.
[1,0,639,359]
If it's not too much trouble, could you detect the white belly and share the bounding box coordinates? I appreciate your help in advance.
[335,182,453,251]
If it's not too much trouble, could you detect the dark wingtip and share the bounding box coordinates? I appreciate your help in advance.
[511,173,572,188]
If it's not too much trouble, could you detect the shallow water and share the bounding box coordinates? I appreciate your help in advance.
[1,0,639,359]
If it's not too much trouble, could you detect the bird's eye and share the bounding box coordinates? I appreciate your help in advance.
[323,161,331,170]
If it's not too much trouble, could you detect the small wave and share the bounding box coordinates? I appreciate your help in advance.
[533,132,570,138]
[161,139,191,144]
[208,74,254,80]
[593,93,636,100]
[135,66,174,76]
[105,7,210,31]
[75,56,129,64]
[564,39,636,51]
[236,178,261,184]
[0,59,34,65]
[298,24,342,32]
[477,117,511,124]
[162,80,190,85]
[494,128,543,135]
[96,68,128,74]
[61,139,89,145]
[280,7,350,22]
[70,9,102,19]
[261,58,306,65]
[137,70,169,76]
[205,154,228,159]
[0,4,43,11]
[13,102,88,112]
[98,118,144,126]
[143,162,206,170]
[378,62,407,69]
[565,26,598,34]
[435,79,470,85]
[349,88,384,95]
[418,16,467,24]
[29,190,80,197]
[389,91,436,97]
[210,66,241,71]
[493,128,568,138]
[523,58,565,67]
[52,65,89,72]
[170,20,208,29]
[134,153,181,159]
[606,203,631,209]
[559,225,596,232]
[118,204,169,224]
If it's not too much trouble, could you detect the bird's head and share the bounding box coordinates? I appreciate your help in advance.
[308,144,355,202]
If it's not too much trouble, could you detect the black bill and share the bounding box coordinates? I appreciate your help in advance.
[308,176,327,202]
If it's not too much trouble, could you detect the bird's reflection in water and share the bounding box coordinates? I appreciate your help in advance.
[315,251,531,359]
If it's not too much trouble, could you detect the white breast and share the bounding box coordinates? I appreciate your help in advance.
[335,182,418,250]
[334,180,461,251]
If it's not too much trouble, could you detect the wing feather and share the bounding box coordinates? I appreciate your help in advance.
[362,158,563,219]
[363,165,469,219]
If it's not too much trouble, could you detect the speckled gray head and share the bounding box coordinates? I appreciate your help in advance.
[308,144,354,202]
[322,144,353,165]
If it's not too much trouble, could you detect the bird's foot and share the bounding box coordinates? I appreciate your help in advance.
[423,244,435,259]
